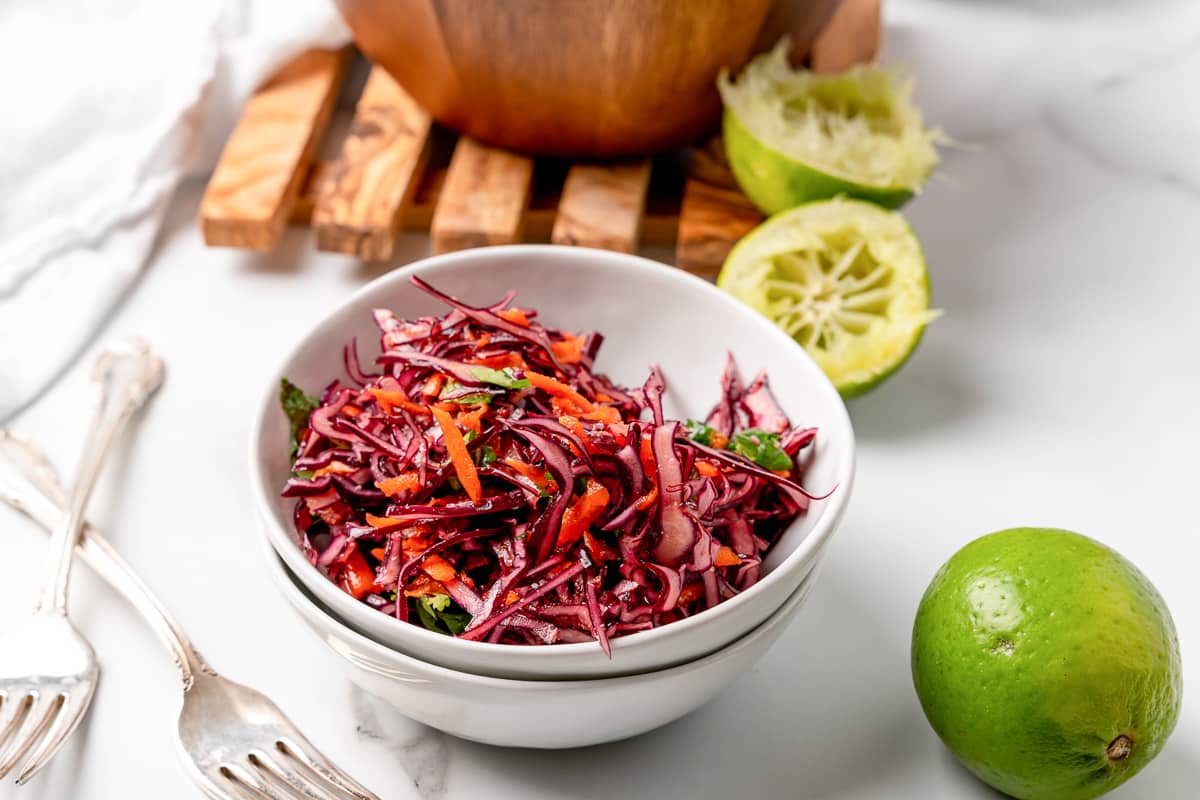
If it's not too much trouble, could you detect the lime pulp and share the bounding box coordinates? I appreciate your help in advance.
[718,39,942,214]
[718,198,937,396]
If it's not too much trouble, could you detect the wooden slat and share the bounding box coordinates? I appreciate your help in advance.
[313,67,432,261]
[550,161,652,253]
[291,161,332,226]
[675,180,764,280]
[289,127,687,252]
[294,160,680,244]
[810,0,882,73]
[201,49,348,250]
[430,138,533,254]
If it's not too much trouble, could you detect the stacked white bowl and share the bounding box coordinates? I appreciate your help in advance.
[250,246,855,748]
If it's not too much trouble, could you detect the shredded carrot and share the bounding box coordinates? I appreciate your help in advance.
[526,371,593,410]
[366,512,404,528]
[498,308,531,327]
[550,396,585,418]
[431,406,482,503]
[550,334,586,364]
[503,590,520,607]
[715,546,742,567]
[340,550,378,599]
[314,505,348,526]
[503,459,542,485]
[678,583,705,605]
[639,431,656,475]
[581,405,621,424]
[559,414,587,440]
[375,473,420,497]
[608,421,629,446]
[422,374,445,397]
[420,554,458,583]
[369,547,387,560]
[310,461,359,478]
[404,573,443,597]
[556,478,611,549]
[555,414,594,457]
[594,392,614,403]
[457,404,488,433]
[503,457,555,490]
[694,461,721,478]
[402,530,433,560]
[342,404,364,417]
[368,388,430,416]
[469,352,524,370]
[709,430,730,449]
[634,486,658,511]
[476,332,491,347]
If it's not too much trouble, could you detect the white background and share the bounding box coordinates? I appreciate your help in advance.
[1,1,1197,797]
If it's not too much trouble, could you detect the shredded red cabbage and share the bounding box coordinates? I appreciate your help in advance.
[280,277,823,653]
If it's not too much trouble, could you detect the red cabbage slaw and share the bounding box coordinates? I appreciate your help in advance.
[281,277,823,654]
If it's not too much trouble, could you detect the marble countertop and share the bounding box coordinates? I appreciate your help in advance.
[2,1,1197,797]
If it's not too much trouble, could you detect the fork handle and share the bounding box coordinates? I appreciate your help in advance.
[1,432,210,687]
[36,339,163,615]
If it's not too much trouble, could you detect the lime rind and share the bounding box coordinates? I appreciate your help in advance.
[912,528,1183,800]
[718,39,941,213]
[723,109,914,213]
[719,198,937,396]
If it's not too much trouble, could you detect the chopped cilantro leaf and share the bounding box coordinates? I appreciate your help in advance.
[477,445,498,467]
[415,594,471,635]
[280,378,320,458]
[728,429,793,471]
[468,365,531,390]
[684,418,715,446]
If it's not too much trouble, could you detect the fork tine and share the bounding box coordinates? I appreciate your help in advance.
[0,693,61,780]
[249,750,342,800]
[277,737,380,800]
[0,693,31,758]
[221,762,299,800]
[14,692,92,785]
[195,767,249,800]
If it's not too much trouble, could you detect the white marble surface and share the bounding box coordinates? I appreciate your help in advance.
[2,0,1199,797]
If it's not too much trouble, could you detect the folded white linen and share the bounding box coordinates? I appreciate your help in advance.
[0,0,350,418]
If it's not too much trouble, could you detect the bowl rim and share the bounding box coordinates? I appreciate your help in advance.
[249,244,855,664]
[267,538,817,689]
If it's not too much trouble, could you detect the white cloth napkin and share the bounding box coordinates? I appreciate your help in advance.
[0,0,350,419]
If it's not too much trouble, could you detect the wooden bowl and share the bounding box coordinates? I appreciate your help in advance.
[333,0,841,157]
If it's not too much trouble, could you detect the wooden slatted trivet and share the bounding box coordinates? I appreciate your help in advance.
[200,0,880,278]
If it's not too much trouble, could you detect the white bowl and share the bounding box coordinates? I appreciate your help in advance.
[267,544,819,748]
[250,245,854,680]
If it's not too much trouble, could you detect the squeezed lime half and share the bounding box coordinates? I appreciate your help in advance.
[718,40,941,213]
[719,198,936,396]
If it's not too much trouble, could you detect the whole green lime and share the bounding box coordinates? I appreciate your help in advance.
[912,528,1182,799]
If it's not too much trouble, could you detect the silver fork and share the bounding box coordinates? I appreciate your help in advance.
[0,432,381,800]
[0,339,163,784]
